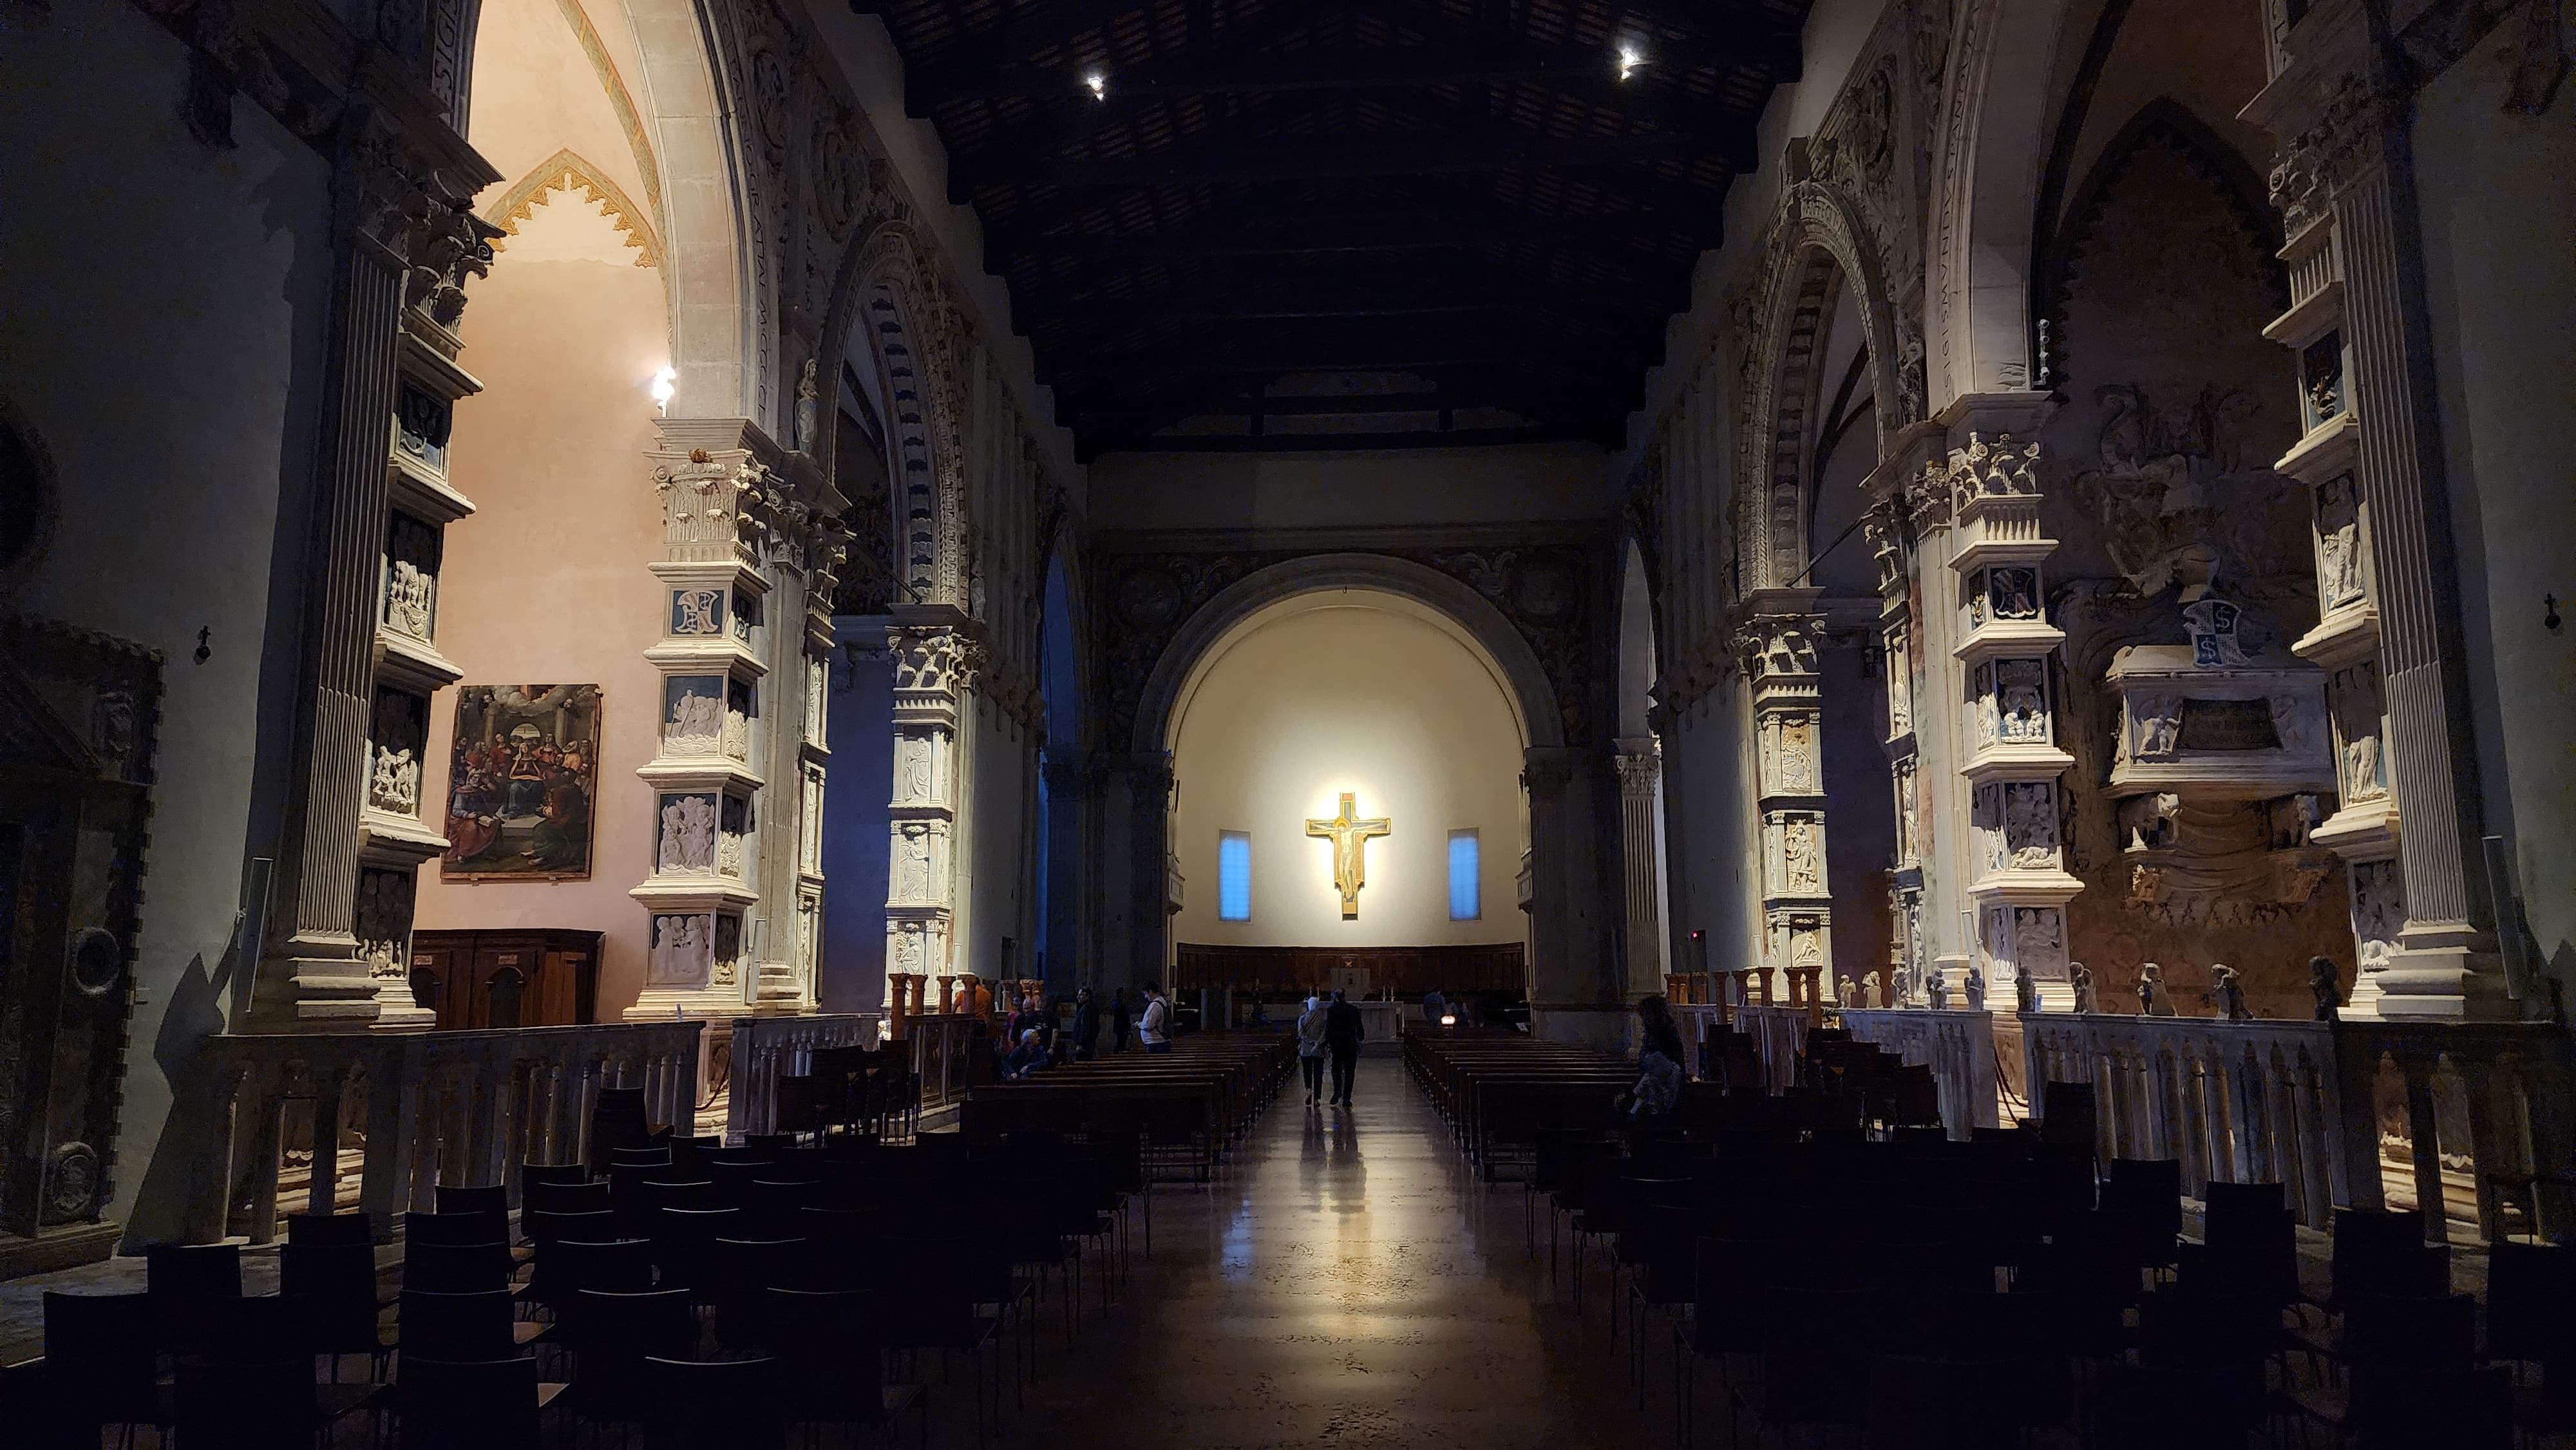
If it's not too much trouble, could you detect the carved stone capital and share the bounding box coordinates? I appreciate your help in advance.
[1728,610,1824,681]
[2267,69,2403,234]
[888,624,981,695]
[650,446,772,567]
[1940,432,2043,516]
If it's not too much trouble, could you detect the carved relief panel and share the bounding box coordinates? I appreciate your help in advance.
[2314,473,2367,613]
[367,689,429,818]
[383,513,441,640]
[2329,661,2388,804]
[656,793,719,873]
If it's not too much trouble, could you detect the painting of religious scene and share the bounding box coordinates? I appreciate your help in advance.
[441,684,602,880]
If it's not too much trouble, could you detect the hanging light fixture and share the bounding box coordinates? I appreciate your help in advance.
[1083,70,1108,100]
[1616,39,1646,82]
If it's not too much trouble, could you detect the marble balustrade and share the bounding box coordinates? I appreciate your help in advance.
[192,1021,704,1245]
[724,1013,881,1139]
[1839,1008,2002,1139]
[2022,1015,2345,1225]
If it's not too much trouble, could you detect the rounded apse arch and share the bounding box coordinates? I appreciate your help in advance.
[1130,554,1564,758]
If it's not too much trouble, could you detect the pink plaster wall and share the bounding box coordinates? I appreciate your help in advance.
[413,215,669,1022]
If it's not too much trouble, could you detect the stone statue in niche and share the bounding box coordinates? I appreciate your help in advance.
[717,829,743,876]
[369,744,420,816]
[2315,476,2363,609]
[2344,729,2386,802]
[649,913,711,987]
[900,736,933,802]
[674,588,724,636]
[1783,820,1822,893]
[2136,963,2177,1016]
[2070,962,2099,1013]
[1991,567,2038,619]
[1894,759,1919,861]
[2133,696,2183,760]
[1964,963,1986,1012]
[386,560,434,638]
[2208,963,2251,1021]
[793,357,821,454]
[2310,956,2343,1021]
[1997,661,2049,743]
[658,795,717,872]
[1974,665,2000,747]
[897,823,933,899]
[891,920,927,975]
[722,705,750,759]
[2003,782,2058,867]
[1969,584,1988,626]
[2119,792,2181,851]
[667,688,724,749]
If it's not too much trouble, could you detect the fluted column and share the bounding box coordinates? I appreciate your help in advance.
[1613,739,1666,997]
[2246,1,2509,1019]
[253,108,498,1029]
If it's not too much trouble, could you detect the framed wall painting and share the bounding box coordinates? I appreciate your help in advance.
[441,684,601,881]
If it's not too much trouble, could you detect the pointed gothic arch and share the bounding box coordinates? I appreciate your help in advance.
[817,222,967,608]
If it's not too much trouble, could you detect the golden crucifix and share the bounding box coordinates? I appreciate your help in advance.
[1305,792,1391,919]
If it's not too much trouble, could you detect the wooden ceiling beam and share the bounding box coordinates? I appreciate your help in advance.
[958,126,1747,190]
[985,205,1722,262]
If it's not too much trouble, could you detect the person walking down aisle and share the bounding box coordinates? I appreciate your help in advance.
[1296,994,1330,1104]
[1072,986,1103,1061]
[1138,983,1172,1054]
[1111,988,1132,1053]
[1323,989,1365,1106]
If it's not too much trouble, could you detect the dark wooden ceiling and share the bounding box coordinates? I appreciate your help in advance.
[852,0,1812,460]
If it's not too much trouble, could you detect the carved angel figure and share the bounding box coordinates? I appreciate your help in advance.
[658,795,717,872]
[667,689,723,746]
[386,560,434,637]
[369,746,419,815]
[2070,962,2099,1013]
[1964,964,1987,1012]
[2135,696,2183,758]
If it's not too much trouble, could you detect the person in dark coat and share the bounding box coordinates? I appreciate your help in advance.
[1323,989,1366,1107]
[1110,988,1133,1053]
[1072,986,1103,1061]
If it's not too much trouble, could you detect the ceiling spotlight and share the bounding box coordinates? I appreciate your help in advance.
[1084,70,1108,100]
[1617,40,1645,81]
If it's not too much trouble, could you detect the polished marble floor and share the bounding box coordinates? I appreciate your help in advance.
[990,1057,1655,1450]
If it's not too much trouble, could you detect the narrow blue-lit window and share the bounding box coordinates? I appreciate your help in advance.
[1218,831,1251,921]
[1448,830,1481,921]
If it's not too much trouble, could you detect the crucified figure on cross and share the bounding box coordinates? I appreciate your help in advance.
[1305,792,1391,919]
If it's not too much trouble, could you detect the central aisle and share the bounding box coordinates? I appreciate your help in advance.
[1003,1056,1652,1450]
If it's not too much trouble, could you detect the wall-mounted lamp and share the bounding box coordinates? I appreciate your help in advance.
[649,366,677,416]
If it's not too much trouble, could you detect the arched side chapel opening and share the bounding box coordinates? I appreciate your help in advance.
[1730,183,1910,1012]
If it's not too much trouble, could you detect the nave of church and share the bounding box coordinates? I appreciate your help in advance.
[5,0,2576,1441]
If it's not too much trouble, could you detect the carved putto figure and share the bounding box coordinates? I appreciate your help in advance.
[1926,968,1951,1010]
[658,795,717,872]
[667,688,724,747]
[1837,976,1859,1010]
[2207,963,2252,1021]
[2136,963,2176,1017]
[2004,783,2058,867]
[2070,962,2099,1013]
[1997,661,2049,742]
[386,560,434,637]
[2134,696,2183,759]
[2014,969,2040,1015]
[369,745,420,815]
[1964,964,1987,1012]
[2315,476,2363,608]
[2310,956,2342,1022]
[650,914,709,985]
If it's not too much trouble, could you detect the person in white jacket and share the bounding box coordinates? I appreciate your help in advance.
[1295,995,1330,1104]
[1138,983,1172,1053]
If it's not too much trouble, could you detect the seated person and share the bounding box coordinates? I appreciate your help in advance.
[1002,1027,1050,1080]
